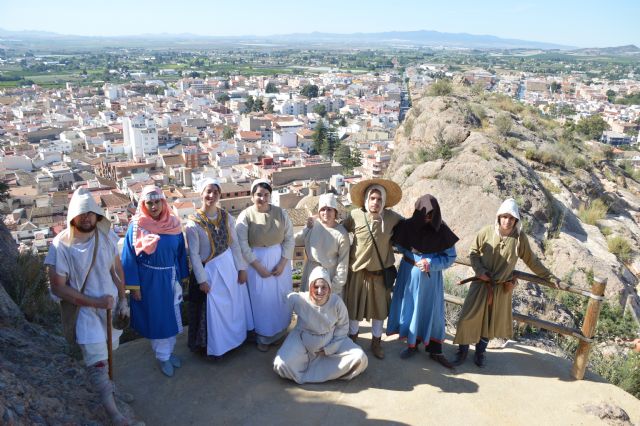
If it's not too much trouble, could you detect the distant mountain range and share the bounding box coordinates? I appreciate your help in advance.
[0,27,579,51]
[1,28,636,53]
[571,44,640,56]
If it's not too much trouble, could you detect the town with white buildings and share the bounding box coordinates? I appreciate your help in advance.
[2,56,640,257]
[0,67,406,260]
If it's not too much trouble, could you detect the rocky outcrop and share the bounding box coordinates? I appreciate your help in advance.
[390,84,639,308]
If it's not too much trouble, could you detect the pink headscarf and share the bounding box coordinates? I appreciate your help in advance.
[132,186,182,255]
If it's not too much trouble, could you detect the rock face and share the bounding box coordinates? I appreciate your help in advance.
[0,222,136,424]
[390,84,640,314]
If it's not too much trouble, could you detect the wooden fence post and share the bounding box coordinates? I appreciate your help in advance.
[571,277,607,380]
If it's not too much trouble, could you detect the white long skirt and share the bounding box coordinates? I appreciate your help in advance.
[204,248,254,356]
[246,244,292,338]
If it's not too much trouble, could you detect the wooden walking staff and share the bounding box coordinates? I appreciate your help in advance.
[106,308,113,380]
[571,277,607,380]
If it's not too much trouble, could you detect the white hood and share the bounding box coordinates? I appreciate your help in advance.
[66,187,111,235]
[496,198,520,221]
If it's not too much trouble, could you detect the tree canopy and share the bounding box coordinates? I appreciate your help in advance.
[576,114,610,140]
[300,84,319,98]
[265,82,278,93]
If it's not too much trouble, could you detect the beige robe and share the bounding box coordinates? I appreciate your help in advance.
[453,225,553,344]
[273,292,368,384]
[342,208,403,321]
[294,221,349,297]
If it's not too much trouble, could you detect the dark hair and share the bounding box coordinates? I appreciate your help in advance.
[251,182,272,195]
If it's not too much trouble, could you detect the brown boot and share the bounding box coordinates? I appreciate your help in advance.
[348,333,358,343]
[371,336,385,359]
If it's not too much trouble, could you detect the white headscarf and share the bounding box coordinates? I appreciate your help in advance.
[198,178,221,193]
[318,193,338,213]
[251,178,272,194]
[308,266,331,286]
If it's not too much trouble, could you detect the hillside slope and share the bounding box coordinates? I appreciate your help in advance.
[389,81,639,314]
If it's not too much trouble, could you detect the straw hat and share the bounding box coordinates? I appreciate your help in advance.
[350,178,402,208]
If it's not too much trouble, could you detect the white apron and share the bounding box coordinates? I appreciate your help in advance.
[246,244,292,337]
[204,248,254,356]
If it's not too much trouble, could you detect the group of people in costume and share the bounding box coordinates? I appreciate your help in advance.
[47,176,559,424]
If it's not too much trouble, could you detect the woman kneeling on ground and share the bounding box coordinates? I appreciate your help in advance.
[273,267,368,384]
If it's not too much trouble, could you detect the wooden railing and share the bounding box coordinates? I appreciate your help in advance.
[448,259,607,380]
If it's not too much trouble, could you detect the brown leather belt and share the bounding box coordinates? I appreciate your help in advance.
[457,276,515,307]
[363,269,383,277]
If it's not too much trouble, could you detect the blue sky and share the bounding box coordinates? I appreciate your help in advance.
[1,0,637,48]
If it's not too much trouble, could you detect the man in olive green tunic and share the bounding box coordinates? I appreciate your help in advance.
[343,178,403,360]
[453,198,559,367]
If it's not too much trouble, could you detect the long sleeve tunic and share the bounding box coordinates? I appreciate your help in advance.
[294,220,350,295]
[273,293,368,384]
[454,225,553,344]
[185,213,247,284]
[387,244,457,345]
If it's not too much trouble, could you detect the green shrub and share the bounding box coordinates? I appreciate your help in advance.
[590,350,640,399]
[577,199,608,225]
[489,94,524,114]
[469,103,487,120]
[540,177,561,194]
[523,119,537,132]
[3,252,57,325]
[428,79,453,96]
[495,112,513,135]
[525,144,565,168]
[416,141,453,163]
[607,235,633,263]
[565,153,588,170]
[599,226,612,237]
[538,146,565,168]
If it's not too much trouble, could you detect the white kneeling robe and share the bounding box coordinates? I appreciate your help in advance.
[273,292,368,384]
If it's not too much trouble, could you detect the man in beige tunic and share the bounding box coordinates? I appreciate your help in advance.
[342,178,403,359]
[453,198,559,367]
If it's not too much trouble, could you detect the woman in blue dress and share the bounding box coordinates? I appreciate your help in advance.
[122,186,189,377]
[387,194,458,368]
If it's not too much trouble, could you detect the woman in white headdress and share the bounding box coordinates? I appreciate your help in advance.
[295,193,349,298]
[273,266,368,384]
[236,179,294,352]
[185,178,254,358]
